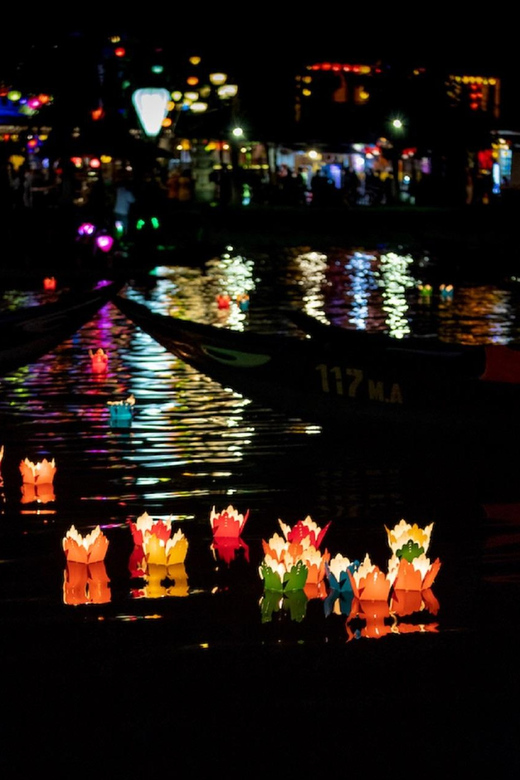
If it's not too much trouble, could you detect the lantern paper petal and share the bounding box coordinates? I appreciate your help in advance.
[63,525,109,563]
[20,457,56,484]
[210,504,249,538]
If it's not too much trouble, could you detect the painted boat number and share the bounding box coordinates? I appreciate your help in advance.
[316,364,403,404]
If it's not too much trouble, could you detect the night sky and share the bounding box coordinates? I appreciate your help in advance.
[2,13,519,125]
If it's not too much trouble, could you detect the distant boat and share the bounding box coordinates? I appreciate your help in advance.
[113,294,520,440]
[0,280,122,374]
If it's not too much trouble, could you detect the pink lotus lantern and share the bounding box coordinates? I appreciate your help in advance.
[216,293,231,309]
[210,504,249,539]
[62,524,109,564]
[89,348,108,373]
[278,515,331,550]
[128,511,173,547]
[20,457,56,485]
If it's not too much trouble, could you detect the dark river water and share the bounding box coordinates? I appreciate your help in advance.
[1,243,519,773]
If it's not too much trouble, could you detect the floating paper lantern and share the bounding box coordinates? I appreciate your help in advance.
[278,515,331,549]
[347,553,396,601]
[20,457,56,485]
[43,276,56,290]
[390,554,442,592]
[440,283,454,300]
[385,519,434,559]
[259,555,308,592]
[210,504,249,539]
[236,293,249,311]
[142,528,188,567]
[62,524,109,564]
[108,394,135,426]
[216,293,231,309]
[89,348,108,373]
[128,511,173,547]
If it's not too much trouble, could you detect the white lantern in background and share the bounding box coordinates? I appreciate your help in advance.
[132,87,170,138]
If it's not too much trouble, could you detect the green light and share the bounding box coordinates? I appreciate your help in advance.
[151,65,164,75]
[151,217,160,229]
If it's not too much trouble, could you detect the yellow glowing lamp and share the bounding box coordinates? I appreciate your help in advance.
[209,72,227,86]
[217,84,238,99]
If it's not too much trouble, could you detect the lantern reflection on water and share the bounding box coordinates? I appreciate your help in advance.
[89,347,108,373]
[63,560,111,605]
[21,482,55,504]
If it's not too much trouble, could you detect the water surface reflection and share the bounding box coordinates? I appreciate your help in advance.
[0,244,519,646]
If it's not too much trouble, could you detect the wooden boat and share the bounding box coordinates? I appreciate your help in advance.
[113,294,520,438]
[0,280,122,374]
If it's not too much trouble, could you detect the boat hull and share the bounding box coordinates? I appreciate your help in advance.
[0,281,122,374]
[113,295,520,437]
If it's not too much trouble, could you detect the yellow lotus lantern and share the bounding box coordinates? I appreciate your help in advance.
[142,528,188,567]
[385,519,434,559]
[20,457,56,485]
[62,524,109,564]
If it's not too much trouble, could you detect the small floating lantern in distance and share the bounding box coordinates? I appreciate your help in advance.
[89,347,108,373]
[107,394,135,426]
[43,276,56,290]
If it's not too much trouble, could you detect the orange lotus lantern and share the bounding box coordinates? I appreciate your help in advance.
[347,553,396,601]
[210,504,249,539]
[43,276,56,290]
[89,348,109,373]
[62,524,109,564]
[20,457,56,485]
[390,554,442,592]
